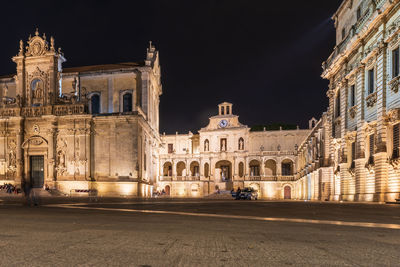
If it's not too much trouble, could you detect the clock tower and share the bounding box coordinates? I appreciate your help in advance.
[200,102,247,131]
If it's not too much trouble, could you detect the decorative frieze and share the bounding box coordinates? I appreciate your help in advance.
[389,76,400,93]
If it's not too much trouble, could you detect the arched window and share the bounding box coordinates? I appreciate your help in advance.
[238,138,244,150]
[90,94,100,114]
[122,92,132,112]
[204,139,209,152]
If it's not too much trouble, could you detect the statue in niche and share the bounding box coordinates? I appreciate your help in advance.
[7,140,16,173]
[204,140,209,151]
[31,79,44,100]
[56,138,67,176]
[3,84,8,97]
[239,138,244,150]
[221,139,226,151]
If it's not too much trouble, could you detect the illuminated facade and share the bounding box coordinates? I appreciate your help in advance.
[158,102,312,198]
[297,0,400,202]
[0,30,161,197]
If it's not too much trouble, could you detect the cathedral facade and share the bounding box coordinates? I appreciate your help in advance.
[0,29,161,197]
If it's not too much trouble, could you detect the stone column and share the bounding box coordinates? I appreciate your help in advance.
[47,128,55,182]
[16,126,23,183]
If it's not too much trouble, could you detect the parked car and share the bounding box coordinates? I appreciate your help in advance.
[232,187,258,200]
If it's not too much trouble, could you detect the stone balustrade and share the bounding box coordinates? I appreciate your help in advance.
[0,104,86,117]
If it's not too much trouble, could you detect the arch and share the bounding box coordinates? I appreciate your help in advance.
[122,91,133,112]
[89,93,101,114]
[238,137,244,150]
[204,139,210,152]
[204,163,210,178]
[190,161,200,177]
[249,159,261,177]
[281,159,294,176]
[264,159,277,176]
[215,160,232,181]
[284,185,292,199]
[164,185,170,196]
[163,161,172,176]
[176,161,186,176]
[238,162,244,178]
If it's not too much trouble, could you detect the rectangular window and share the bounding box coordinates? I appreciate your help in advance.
[168,144,173,154]
[393,124,400,158]
[351,141,356,166]
[393,47,400,78]
[350,85,355,107]
[342,28,346,40]
[357,7,361,20]
[368,68,374,94]
[144,153,146,171]
[335,93,341,118]
[221,106,225,115]
[226,106,230,115]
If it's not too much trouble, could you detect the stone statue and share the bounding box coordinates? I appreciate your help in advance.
[239,138,244,150]
[221,139,226,151]
[19,40,24,56]
[204,140,209,151]
[56,138,67,176]
[3,84,8,97]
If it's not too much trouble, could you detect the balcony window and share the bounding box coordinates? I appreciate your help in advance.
[368,68,375,94]
[369,134,375,164]
[393,124,400,159]
[335,92,341,118]
[393,47,400,78]
[168,144,173,154]
[350,85,356,107]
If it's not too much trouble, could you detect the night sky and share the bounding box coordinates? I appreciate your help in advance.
[0,0,342,134]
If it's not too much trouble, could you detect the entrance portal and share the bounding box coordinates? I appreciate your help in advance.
[215,160,232,181]
[284,186,291,200]
[30,156,44,188]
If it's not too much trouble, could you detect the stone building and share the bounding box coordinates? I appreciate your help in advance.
[0,29,161,196]
[297,0,400,202]
[157,102,312,198]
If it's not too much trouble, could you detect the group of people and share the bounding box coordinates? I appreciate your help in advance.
[154,189,168,197]
[0,183,21,194]
[231,187,242,200]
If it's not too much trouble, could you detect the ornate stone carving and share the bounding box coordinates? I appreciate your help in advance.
[7,140,16,174]
[25,29,49,57]
[349,105,357,119]
[366,92,377,107]
[389,76,400,93]
[56,138,67,176]
[383,108,400,124]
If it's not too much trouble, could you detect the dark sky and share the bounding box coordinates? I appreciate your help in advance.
[0,0,342,134]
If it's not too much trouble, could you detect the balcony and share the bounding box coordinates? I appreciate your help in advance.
[246,175,296,182]
[0,104,86,117]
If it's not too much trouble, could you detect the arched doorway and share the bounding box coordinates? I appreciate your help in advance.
[284,186,291,199]
[264,159,277,176]
[176,161,186,177]
[164,185,170,196]
[249,160,261,177]
[163,162,172,176]
[282,159,294,176]
[190,161,200,177]
[215,160,232,181]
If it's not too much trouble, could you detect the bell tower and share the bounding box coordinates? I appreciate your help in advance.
[12,28,66,107]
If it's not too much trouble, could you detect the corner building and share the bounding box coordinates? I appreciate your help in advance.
[0,30,161,196]
[305,0,400,202]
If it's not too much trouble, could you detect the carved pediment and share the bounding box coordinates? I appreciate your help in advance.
[22,135,48,149]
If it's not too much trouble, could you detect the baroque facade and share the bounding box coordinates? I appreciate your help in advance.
[297,0,400,202]
[157,102,312,198]
[0,29,161,197]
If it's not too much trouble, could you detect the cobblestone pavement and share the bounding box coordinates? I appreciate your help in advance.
[0,199,399,266]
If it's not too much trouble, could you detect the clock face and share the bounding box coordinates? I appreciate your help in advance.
[219,119,228,128]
